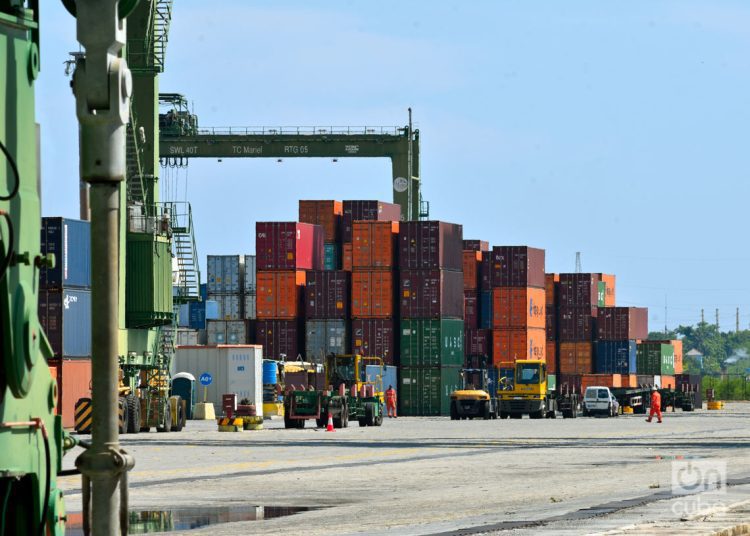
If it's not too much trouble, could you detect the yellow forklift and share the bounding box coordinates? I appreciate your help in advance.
[450,368,498,420]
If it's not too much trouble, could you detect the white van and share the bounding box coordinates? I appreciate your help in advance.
[582,386,619,417]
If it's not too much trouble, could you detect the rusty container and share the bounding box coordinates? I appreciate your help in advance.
[352,221,399,269]
[491,287,546,330]
[256,270,305,319]
[351,270,395,318]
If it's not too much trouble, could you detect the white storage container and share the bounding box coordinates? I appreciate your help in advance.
[174,345,263,411]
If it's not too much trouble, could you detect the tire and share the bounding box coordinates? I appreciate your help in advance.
[157,400,172,433]
[450,401,459,421]
[500,411,509,419]
[284,416,294,429]
[171,396,185,431]
[374,413,383,426]
[342,407,349,428]
[358,417,367,427]
[365,403,375,426]
[118,398,128,434]
[126,394,140,434]
[482,402,491,420]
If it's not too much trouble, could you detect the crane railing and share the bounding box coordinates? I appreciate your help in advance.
[179,126,405,137]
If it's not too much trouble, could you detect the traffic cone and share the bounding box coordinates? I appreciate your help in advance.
[325,412,335,432]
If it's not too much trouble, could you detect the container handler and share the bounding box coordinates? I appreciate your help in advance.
[449,368,498,420]
[283,354,385,428]
[498,360,580,419]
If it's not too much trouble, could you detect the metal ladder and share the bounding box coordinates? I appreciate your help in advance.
[169,202,201,302]
[126,111,146,205]
[152,0,173,72]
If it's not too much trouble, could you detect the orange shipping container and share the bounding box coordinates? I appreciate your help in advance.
[595,273,616,306]
[342,243,353,272]
[351,270,394,318]
[49,358,92,429]
[661,375,675,389]
[256,270,306,319]
[547,342,557,374]
[492,287,546,330]
[492,328,546,365]
[559,342,594,374]
[299,200,342,243]
[352,221,399,269]
[581,374,622,392]
[545,273,559,305]
[463,250,482,290]
[621,374,638,388]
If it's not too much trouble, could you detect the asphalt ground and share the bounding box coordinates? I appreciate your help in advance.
[58,402,750,535]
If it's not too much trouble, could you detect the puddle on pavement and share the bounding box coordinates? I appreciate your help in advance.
[66,505,318,534]
[653,454,704,461]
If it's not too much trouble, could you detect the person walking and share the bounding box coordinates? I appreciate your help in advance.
[385,385,397,418]
[646,386,662,423]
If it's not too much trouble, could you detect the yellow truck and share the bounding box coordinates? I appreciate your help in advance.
[498,360,579,419]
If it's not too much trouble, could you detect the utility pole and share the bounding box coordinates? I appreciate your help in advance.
[575,252,582,273]
[664,295,668,335]
[737,307,740,333]
[716,308,720,331]
[701,308,705,324]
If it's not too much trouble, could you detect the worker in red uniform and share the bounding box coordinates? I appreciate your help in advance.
[646,386,662,423]
[385,385,397,418]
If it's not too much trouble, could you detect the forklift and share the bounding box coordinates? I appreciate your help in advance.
[449,368,498,420]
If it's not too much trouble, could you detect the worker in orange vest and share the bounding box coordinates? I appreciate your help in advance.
[646,386,662,423]
[385,385,397,418]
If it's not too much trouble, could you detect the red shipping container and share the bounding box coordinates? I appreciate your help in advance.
[298,200,342,243]
[491,287,546,330]
[596,307,648,340]
[546,310,557,341]
[255,319,299,360]
[559,273,602,307]
[256,271,305,319]
[545,273,559,305]
[621,374,638,388]
[595,273,616,306]
[479,251,492,291]
[558,305,597,342]
[463,240,489,252]
[351,271,394,318]
[581,374,622,391]
[305,271,350,319]
[491,246,545,289]
[492,328,546,365]
[342,200,401,242]
[547,343,557,374]
[256,222,324,271]
[558,342,594,374]
[50,358,92,429]
[351,318,396,364]
[557,373,583,395]
[399,269,464,319]
[399,221,463,271]
[464,290,479,329]
[463,250,481,290]
[342,243,353,272]
[352,221,399,269]
[465,328,491,357]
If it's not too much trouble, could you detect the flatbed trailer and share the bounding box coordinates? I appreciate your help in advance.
[610,385,700,414]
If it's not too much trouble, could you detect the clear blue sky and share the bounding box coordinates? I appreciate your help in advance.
[38,1,750,330]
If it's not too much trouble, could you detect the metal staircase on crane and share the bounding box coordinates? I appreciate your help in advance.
[168,202,201,303]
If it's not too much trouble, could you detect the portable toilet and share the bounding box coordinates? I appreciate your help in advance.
[171,372,196,419]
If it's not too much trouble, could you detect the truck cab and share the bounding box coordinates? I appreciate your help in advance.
[498,360,579,419]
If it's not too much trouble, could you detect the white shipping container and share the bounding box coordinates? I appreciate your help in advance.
[207,255,244,294]
[244,255,256,294]
[243,294,257,320]
[174,345,263,411]
[207,320,226,345]
[207,293,242,320]
[226,320,248,344]
[176,328,200,346]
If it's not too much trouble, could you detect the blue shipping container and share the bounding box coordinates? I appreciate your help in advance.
[205,300,220,320]
[40,217,91,289]
[187,300,219,329]
[479,291,492,329]
[178,304,191,327]
[595,340,637,374]
[366,365,397,393]
[200,283,208,300]
[38,288,92,358]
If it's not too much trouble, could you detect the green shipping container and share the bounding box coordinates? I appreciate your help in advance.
[597,281,606,307]
[636,343,675,375]
[324,243,340,270]
[400,319,464,367]
[398,366,461,416]
[126,232,173,328]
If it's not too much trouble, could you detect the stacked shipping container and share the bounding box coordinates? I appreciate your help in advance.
[558,273,602,375]
[399,221,463,416]
[490,247,546,370]
[463,240,491,369]
[254,222,324,359]
[39,217,93,428]
[206,255,253,344]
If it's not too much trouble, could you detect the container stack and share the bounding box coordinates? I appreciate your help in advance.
[254,222,324,359]
[490,246,546,371]
[544,273,559,374]
[595,306,648,386]
[304,270,350,362]
[206,255,249,344]
[299,200,343,269]
[463,240,491,369]
[558,273,602,376]
[243,254,257,340]
[398,221,464,416]
[39,217,93,428]
[350,220,399,364]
